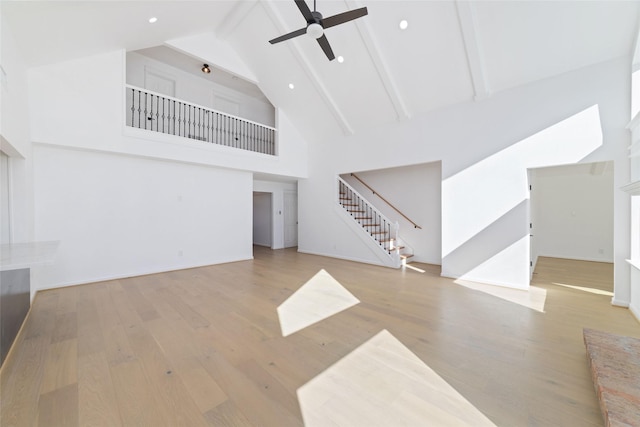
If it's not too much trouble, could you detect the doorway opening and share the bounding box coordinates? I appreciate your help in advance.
[529,161,614,291]
[253,192,273,248]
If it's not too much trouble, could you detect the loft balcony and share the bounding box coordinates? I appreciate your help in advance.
[125,85,277,156]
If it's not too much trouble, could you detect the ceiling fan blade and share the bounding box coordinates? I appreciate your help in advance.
[269,27,308,44]
[316,34,335,61]
[295,0,314,22]
[322,7,368,29]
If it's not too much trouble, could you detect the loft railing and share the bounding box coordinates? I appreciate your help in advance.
[350,173,422,229]
[338,177,399,259]
[125,85,276,155]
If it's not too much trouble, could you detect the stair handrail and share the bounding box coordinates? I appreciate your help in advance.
[350,173,422,229]
[338,177,399,256]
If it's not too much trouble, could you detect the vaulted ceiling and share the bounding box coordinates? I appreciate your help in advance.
[3,1,640,143]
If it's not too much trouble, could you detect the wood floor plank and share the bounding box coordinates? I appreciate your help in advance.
[121,279,160,322]
[23,290,58,340]
[203,400,254,427]
[109,359,171,427]
[38,383,79,427]
[77,286,106,357]
[39,338,77,394]
[124,321,209,426]
[78,352,123,427]
[144,316,228,414]
[2,250,639,426]
[1,336,51,427]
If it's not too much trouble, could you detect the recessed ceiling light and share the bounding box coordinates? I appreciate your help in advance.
[288,83,295,89]
[399,20,408,30]
[148,17,158,23]
[337,56,344,63]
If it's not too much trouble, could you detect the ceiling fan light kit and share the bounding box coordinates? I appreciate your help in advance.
[269,0,368,61]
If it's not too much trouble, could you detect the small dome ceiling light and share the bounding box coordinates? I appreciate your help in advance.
[148,17,158,23]
[288,83,295,89]
[399,20,408,30]
[306,23,324,39]
[337,56,344,63]
[201,64,211,74]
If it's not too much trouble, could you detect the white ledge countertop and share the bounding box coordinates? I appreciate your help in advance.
[0,241,60,271]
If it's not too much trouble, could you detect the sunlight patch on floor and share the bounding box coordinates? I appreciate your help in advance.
[550,282,614,297]
[277,269,360,337]
[298,329,496,426]
[454,279,547,313]
[404,264,426,273]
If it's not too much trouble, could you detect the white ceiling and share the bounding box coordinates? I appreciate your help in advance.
[3,0,640,143]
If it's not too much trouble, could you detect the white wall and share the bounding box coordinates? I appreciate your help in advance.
[126,51,275,127]
[531,163,613,264]
[28,50,308,179]
[26,49,308,291]
[32,144,253,292]
[341,161,442,265]
[0,10,33,244]
[166,33,258,85]
[299,57,630,298]
[253,192,272,247]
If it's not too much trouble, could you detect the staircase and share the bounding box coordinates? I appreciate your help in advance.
[338,177,413,268]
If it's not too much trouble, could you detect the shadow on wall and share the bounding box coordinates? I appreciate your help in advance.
[441,200,529,287]
[441,105,604,289]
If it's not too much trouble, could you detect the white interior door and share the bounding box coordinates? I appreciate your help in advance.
[144,69,175,97]
[284,191,298,248]
[213,93,240,117]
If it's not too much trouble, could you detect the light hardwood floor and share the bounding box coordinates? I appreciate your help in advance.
[1,249,638,426]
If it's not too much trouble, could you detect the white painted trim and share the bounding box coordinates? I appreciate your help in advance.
[32,255,253,295]
[630,304,640,323]
[260,1,354,135]
[346,0,411,121]
[455,0,491,101]
[627,111,640,131]
[215,0,258,40]
[5,154,14,244]
[627,258,640,271]
[630,139,640,157]
[621,180,640,196]
[441,269,529,290]
[535,253,614,264]
[611,298,630,308]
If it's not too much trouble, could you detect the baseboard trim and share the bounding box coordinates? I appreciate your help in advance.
[611,298,630,308]
[629,304,640,323]
[32,255,254,295]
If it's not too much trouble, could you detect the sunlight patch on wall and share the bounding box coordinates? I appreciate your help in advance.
[298,329,497,426]
[277,269,359,337]
[442,105,603,258]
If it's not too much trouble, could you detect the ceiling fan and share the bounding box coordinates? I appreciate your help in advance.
[269,0,368,61]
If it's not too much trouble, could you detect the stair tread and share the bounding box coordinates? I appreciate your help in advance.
[400,254,414,259]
